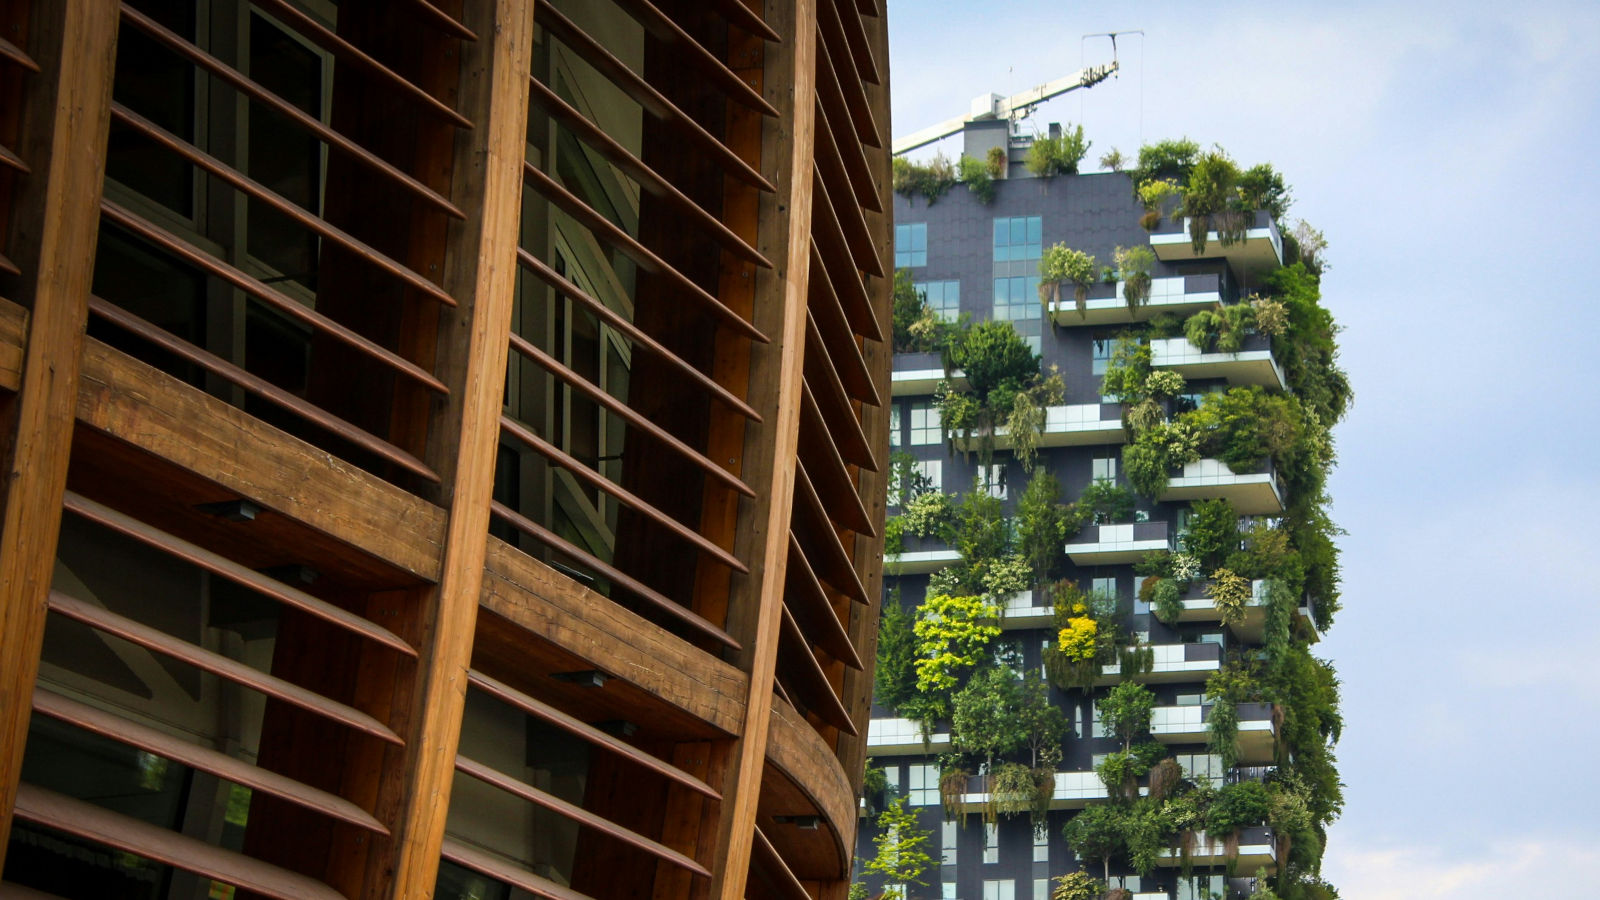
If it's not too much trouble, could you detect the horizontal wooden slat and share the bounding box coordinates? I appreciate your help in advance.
[455,755,711,878]
[119,4,464,220]
[508,333,752,498]
[535,4,774,194]
[408,0,478,41]
[32,688,387,833]
[806,293,877,409]
[710,0,781,43]
[815,95,881,214]
[88,298,440,482]
[0,35,40,73]
[488,501,739,650]
[467,670,720,800]
[255,0,473,129]
[528,76,769,269]
[816,32,879,149]
[608,0,778,118]
[814,55,882,218]
[827,0,879,85]
[440,838,592,900]
[0,142,29,174]
[0,297,25,391]
[523,163,766,344]
[811,172,883,339]
[803,310,876,471]
[858,0,882,16]
[47,591,403,745]
[110,105,458,308]
[499,416,748,574]
[785,536,861,669]
[750,825,811,900]
[0,251,16,277]
[819,104,883,269]
[12,784,344,900]
[791,463,868,604]
[797,381,872,536]
[75,336,447,583]
[516,250,760,422]
[101,200,446,392]
[777,604,856,734]
[62,491,416,657]
[815,0,876,145]
[482,538,747,733]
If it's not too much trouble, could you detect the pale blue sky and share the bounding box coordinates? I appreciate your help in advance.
[887,1,1600,895]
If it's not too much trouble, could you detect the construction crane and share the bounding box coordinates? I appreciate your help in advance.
[891,32,1135,157]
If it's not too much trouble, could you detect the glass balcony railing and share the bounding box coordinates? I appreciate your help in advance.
[1065,521,1172,565]
[1149,332,1286,390]
[1147,210,1283,276]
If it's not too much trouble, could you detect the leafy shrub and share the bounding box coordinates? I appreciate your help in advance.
[1026,124,1090,176]
[1136,178,1181,230]
[1132,138,1200,187]
[1252,295,1289,336]
[958,153,996,204]
[1078,479,1137,524]
[1181,499,1240,571]
[950,319,1039,403]
[1038,243,1100,311]
[1099,147,1126,172]
[913,593,1001,691]
[1206,567,1252,626]
[1123,420,1202,498]
[1098,681,1156,751]
[1208,781,1271,835]
[986,145,1007,177]
[1099,337,1151,405]
[1057,614,1098,662]
[902,489,954,539]
[892,154,957,204]
[1145,369,1186,399]
[1151,577,1184,624]
[1114,245,1156,311]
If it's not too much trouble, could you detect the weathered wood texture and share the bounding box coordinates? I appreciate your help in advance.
[0,0,116,868]
[707,1,821,897]
[830,0,893,841]
[387,0,540,894]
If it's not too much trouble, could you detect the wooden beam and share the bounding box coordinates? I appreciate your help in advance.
[73,337,447,583]
[707,1,820,897]
[386,0,538,894]
[830,0,895,856]
[0,0,116,867]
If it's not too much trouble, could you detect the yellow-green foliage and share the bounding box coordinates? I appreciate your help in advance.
[1057,604,1098,662]
[913,593,1001,691]
[1207,568,1253,626]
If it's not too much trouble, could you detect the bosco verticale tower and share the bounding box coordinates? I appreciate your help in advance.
[857,123,1346,900]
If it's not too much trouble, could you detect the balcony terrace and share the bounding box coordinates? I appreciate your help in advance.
[998,590,1053,629]
[1065,521,1172,565]
[865,716,951,756]
[1047,273,1224,327]
[1165,458,1285,515]
[1150,702,1276,764]
[1156,826,1277,872]
[1172,578,1270,642]
[990,403,1126,449]
[1100,641,1222,684]
[1148,210,1283,277]
[953,769,1143,814]
[1149,332,1286,390]
[886,533,960,574]
[891,350,966,397]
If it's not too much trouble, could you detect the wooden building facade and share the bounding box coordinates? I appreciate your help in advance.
[0,0,891,897]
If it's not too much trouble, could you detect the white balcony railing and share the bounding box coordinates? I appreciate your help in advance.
[866,717,951,755]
